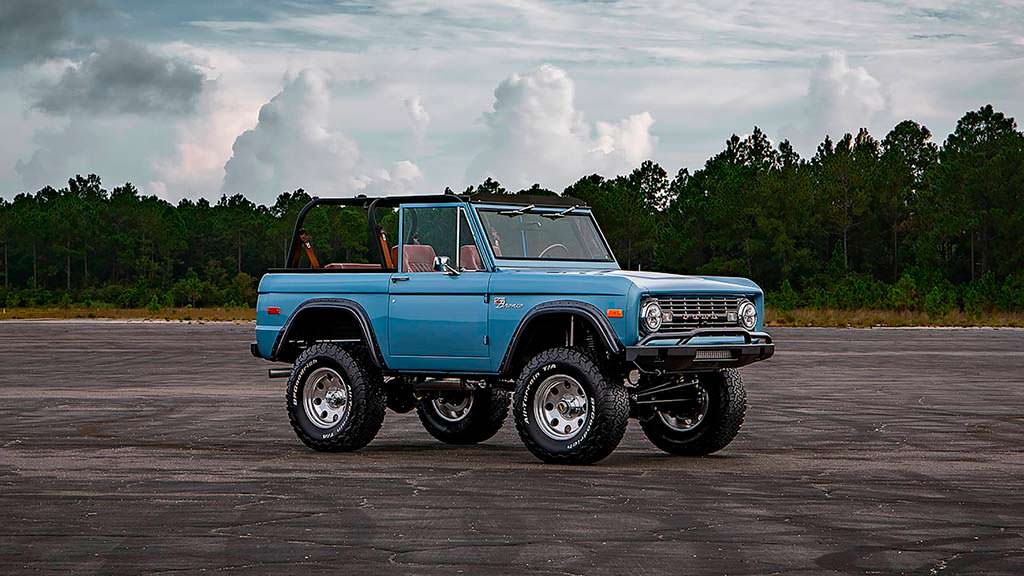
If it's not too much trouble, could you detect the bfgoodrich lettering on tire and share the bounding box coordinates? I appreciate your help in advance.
[513,347,628,464]
[286,343,386,452]
[639,369,746,456]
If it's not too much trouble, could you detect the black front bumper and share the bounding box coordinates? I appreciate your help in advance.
[624,328,774,372]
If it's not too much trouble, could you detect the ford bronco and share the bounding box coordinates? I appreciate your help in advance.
[251,192,774,464]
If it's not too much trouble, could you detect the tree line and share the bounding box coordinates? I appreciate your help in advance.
[0,104,1021,316]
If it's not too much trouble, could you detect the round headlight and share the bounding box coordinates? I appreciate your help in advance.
[641,300,663,333]
[737,299,757,330]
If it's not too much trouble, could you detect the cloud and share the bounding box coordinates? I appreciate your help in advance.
[356,160,424,196]
[404,96,430,140]
[222,69,421,203]
[594,112,656,167]
[14,115,148,194]
[466,64,656,191]
[34,40,206,116]
[805,50,889,140]
[0,0,96,65]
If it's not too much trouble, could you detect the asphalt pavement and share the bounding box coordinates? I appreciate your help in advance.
[0,321,1022,575]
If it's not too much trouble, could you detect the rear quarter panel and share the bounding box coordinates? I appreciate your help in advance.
[255,273,391,359]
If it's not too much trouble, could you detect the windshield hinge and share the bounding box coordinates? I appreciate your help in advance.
[498,204,534,216]
[541,205,579,219]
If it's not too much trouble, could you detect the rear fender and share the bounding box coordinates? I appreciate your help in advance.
[271,298,385,367]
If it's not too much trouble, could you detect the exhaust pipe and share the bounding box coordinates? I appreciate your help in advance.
[411,378,473,392]
[268,368,291,379]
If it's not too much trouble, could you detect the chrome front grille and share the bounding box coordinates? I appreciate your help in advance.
[656,295,740,331]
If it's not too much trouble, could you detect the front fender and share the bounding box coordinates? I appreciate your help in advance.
[497,299,624,375]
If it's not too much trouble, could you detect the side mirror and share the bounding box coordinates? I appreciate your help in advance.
[433,256,460,275]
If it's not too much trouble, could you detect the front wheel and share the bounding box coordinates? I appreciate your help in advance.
[513,348,629,464]
[638,369,747,456]
[416,388,510,444]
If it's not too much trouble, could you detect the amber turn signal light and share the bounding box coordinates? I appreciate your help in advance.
[606,308,623,318]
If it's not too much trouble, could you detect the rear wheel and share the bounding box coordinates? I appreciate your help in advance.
[416,388,510,444]
[513,347,628,464]
[286,343,386,452]
[638,369,746,456]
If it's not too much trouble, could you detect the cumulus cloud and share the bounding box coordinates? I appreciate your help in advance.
[404,96,430,140]
[356,160,424,196]
[222,69,421,203]
[467,64,656,191]
[802,51,889,142]
[35,40,205,115]
[594,112,656,167]
[0,0,96,66]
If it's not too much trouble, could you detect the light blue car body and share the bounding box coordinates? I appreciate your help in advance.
[254,201,766,374]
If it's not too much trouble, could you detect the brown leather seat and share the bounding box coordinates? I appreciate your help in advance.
[459,245,483,271]
[323,263,382,270]
[400,245,437,272]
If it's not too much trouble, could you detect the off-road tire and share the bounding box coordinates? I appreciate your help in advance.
[513,347,629,464]
[286,343,386,452]
[639,369,746,456]
[416,388,510,445]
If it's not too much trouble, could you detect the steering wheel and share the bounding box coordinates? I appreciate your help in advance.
[538,243,570,258]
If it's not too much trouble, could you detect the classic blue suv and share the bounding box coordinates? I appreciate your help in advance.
[252,192,774,464]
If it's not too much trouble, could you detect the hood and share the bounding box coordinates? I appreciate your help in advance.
[494,266,763,297]
[597,269,762,295]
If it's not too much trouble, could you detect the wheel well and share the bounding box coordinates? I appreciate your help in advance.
[275,307,372,363]
[503,312,612,377]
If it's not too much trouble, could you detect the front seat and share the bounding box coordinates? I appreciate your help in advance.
[459,245,483,271]
[401,245,437,272]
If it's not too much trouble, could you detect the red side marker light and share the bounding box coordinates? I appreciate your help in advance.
[267,306,281,315]
[606,308,623,318]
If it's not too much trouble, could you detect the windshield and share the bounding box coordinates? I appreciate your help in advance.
[477,208,614,261]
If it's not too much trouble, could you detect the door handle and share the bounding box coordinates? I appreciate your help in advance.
[391,276,410,282]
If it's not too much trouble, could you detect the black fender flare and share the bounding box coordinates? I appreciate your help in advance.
[498,299,624,375]
[271,298,386,368]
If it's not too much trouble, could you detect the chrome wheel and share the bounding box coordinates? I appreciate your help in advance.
[431,392,474,422]
[656,382,709,432]
[534,374,590,441]
[303,367,351,429]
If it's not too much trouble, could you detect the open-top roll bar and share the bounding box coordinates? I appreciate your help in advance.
[283,191,589,269]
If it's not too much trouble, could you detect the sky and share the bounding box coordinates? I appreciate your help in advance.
[1,0,1022,205]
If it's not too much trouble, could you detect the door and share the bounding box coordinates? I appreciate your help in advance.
[387,204,490,372]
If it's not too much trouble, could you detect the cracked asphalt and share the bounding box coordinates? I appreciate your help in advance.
[1,322,1022,575]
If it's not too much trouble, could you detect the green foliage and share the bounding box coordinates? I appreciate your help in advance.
[771,280,800,311]
[924,281,958,318]
[888,274,919,311]
[1,105,1022,317]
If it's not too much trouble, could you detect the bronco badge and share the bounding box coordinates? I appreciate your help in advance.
[494,297,523,310]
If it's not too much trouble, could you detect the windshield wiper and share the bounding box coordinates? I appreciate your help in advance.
[540,205,579,219]
[497,204,535,216]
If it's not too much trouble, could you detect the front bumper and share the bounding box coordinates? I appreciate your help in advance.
[624,328,774,372]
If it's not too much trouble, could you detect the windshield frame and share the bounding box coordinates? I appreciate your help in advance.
[472,204,618,265]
